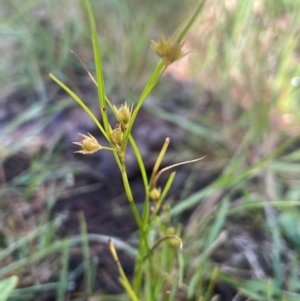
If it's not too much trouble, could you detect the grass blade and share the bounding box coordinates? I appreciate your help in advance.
[0,276,18,301]
[56,240,70,301]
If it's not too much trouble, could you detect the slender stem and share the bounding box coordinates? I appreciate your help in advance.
[128,135,149,192]
[124,61,165,142]
[128,135,151,233]
[143,235,182,262]
[153,156,205,189]
[109,239,139,301]
[149,137,170,188]
[151,171,176,221]
[121,167,143,226]
[82,0,109,132]
[49,73,109,141]
[176,0,207,42]
[132,237,147,295]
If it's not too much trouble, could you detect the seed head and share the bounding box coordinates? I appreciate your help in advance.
[115,101,133,125]
[111,125,124,146]
[73,133,102,154]
[166,227,181,248]
[151,35,185,65]
[150,187,161,202]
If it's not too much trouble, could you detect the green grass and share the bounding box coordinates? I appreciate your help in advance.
[2,0,300,300]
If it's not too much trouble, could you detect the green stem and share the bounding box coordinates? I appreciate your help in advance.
[82,0,109,132]
[121,168,143,225]
[151,171,176,221]
[176,0,207,42]
[128,135,151,233]
[149,137,170,188]
[132,236,147,295]
[49,73,109,141]
[128,135,149,193]
[124,61,165,142]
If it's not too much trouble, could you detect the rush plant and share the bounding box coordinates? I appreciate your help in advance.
[50,0,206,299]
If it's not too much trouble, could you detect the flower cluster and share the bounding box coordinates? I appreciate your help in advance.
[73,133,102,154]
[151,35,185,65]
[114,101,133,127]
[110,101,133,162]
[73,102,133,159]
[73,133,113,154]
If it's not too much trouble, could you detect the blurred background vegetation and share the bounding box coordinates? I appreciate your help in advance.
[1,0,300,300]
